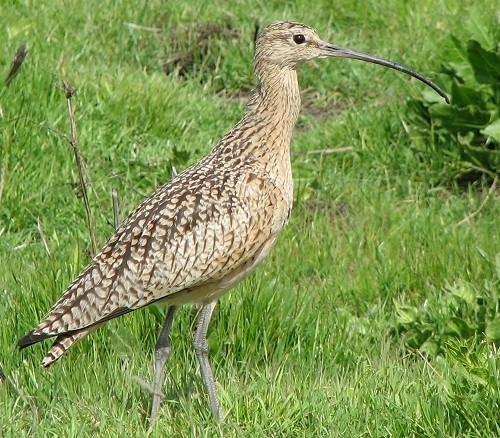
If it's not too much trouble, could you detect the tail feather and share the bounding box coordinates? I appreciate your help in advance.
[41,325,101,368]
[18,330,53,349]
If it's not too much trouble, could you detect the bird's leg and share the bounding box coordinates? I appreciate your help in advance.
[193,301,223,421]
[149,305,177,427]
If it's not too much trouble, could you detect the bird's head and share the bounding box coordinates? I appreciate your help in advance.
[254,22,326,68]
[254,21,449,103]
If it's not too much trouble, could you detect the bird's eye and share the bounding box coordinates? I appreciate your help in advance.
[293,34,306,45]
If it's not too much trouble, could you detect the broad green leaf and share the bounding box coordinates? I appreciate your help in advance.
[444,36,475,82]
[448,281,475,304]
[481,119,500,143]
[447,317,476,338]
[395,305,418,325]
[422,88,448,105]
[467,40,500,86]
[429,104,491,134]
[485,319,500,341]
[404,330,428,350]
[463,143,500,172]
[420,339,440,356]
[450,81,490,108]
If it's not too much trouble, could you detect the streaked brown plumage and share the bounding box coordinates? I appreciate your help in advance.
[18,21,448,424]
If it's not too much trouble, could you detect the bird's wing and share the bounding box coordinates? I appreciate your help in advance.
[20,166,286,344]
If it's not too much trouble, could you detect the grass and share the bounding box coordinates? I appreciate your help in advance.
[1,0,499,436]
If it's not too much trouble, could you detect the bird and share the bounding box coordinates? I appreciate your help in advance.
[18,21,449,425]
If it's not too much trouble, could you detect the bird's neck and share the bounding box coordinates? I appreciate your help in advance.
[214,66,301,173]
[250,64,301,128]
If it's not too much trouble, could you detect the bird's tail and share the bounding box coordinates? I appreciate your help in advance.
[41,325,100,367]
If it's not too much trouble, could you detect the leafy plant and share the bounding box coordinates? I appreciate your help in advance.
[426,338,500,436]
[406,36,499,184]
[394,255,500,357]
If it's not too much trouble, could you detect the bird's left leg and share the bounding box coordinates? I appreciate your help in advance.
[193,301,224,421]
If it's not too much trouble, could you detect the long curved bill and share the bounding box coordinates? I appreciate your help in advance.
[321,44,449,104]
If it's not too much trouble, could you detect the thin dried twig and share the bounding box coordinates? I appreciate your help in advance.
[112,188,120,230]
[36,217,51,256]
[25,118,111,230]
[25,118,72,143]
[125,22,163,33]
[301,146,354,155]
[109,173,149,198]
[0,128,10,205]
[456,175,498,226]
[5,42,27,87]
[25,209,51,255]
[63,79,98,255]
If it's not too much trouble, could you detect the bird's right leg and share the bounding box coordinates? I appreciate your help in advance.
[149,305,177,427]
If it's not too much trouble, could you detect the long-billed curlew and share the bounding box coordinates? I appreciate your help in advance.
[18,21,448,425]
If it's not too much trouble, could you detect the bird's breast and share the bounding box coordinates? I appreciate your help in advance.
[243,159,292,212]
